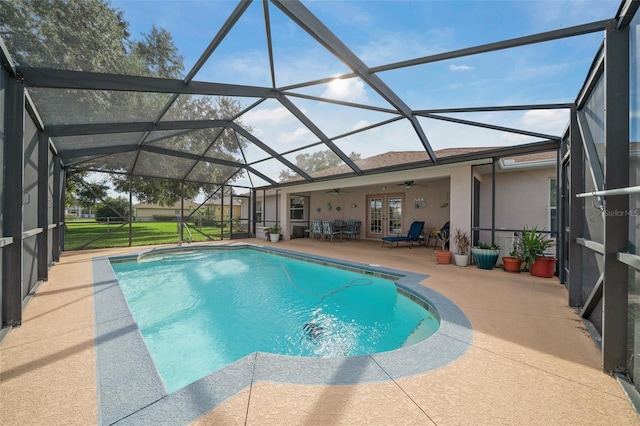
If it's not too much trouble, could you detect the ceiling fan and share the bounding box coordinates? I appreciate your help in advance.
[326,188,349,195]
[397,180,417,189]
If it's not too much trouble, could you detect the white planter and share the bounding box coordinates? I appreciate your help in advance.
[269,233,280,242]
[256,226,269,241]
[454,253,469,267]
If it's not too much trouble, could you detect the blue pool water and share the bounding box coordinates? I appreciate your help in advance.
[110,247,440,393]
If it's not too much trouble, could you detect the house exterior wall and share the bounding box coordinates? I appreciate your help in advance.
[478,166,556,232]
[262,164,483,241]
[449,166,473,254]
[257,163,553,248]
[266,180,454,241]
[477,165,556,259]
[135,207,180,221]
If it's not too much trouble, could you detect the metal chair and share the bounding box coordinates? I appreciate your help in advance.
[342,220,361,240]
[322,220,342,242]
[433,221,450,250]
[311,219,323,241]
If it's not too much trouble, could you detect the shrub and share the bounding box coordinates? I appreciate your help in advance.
[94,197,130,222]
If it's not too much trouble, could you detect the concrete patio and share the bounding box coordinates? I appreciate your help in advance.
[1,238,638,425]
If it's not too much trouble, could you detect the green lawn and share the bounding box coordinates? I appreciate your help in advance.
[63,220,234,250]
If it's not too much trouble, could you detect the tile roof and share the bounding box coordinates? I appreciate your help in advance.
[283,147,556,182]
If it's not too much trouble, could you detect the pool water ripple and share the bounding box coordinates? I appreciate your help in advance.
[111,247,440,393]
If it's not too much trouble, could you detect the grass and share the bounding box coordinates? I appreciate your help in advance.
[63,220,238,250]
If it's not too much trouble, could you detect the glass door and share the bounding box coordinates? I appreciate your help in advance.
[366,194,403,239]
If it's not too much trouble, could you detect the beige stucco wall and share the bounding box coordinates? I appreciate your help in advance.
[263,163,481,241]
[135,207,180,221]
[248,163,554,249]
[449,166,473,253]
[478,166,556,233]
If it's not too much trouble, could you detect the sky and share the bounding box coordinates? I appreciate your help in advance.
[107,0,621,187]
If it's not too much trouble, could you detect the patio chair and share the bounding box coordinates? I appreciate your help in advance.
[381,221,425,248]
[321,220,342,242]
[435,221,450,250]
[311,219,323,241]
[427,221,450,250]
[342,220,361,240]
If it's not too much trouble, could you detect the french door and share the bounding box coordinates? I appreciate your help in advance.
[366,194,404,239]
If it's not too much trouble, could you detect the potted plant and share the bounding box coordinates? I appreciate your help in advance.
[435,249,452,264]
[471,242,500,270]
[502,232,524,273]
[265,224,281,242]
[520,226,556,277]
[453,229,471,267]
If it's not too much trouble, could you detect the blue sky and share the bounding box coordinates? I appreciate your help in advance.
[110,0,620,186]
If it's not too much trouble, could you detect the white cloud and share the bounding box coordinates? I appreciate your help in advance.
[352,120,370,131]
[281,128,313,144]
[519,109,569,134]
[497,109,569,142]
[357,28,454,66]
[321,78,368,103]
[224,51,271,84]
[513,63,569,80]
[449,64,473,71]
[243,106,291,123]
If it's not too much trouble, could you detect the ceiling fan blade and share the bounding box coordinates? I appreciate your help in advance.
[397,181,414,188]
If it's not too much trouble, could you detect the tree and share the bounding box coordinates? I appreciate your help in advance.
[107,28,251,205]
[2,0,251,206]
[279,150,362,181]
[130,26,184,78]
[0,0,131,72]
[94,197,130,222]
[74,178,109,210]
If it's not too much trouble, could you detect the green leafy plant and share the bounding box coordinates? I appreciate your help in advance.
[477,241,500,250]
[520,226,554,268]
[265,224,281,235]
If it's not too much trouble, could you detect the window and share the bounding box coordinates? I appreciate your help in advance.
[549,178,557,236]
[256,200,263,223]
[290,196,305,220]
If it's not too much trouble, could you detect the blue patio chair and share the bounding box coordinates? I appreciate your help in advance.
[311,219,323,241]
[381,221,425,248]
[322,220,342,242]
[342,220,361,240]
[433,221,450,250]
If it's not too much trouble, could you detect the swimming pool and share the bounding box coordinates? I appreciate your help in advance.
[93,243,472,425]
[110,247,440,392]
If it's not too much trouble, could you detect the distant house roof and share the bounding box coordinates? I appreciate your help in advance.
[503,151,557,164]
[283,148,556,182]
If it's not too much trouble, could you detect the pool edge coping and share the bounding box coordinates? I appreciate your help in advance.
[93,243,473,425]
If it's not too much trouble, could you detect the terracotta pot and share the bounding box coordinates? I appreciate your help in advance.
[502,256,522,273]
[435,250,452,264]
[530,256,557,278]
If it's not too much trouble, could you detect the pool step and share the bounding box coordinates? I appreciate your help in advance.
[401,319,430,347]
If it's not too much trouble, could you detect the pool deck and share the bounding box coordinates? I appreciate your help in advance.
[1,238,638,425]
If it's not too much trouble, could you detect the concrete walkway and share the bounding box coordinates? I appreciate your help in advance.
[1,239,637,425]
